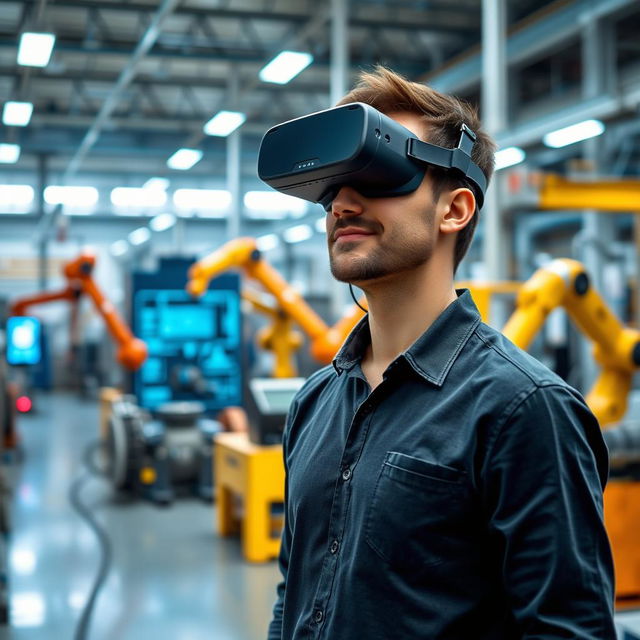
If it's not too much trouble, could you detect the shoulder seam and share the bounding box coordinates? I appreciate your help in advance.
[486,382,574,461]
[472,324,563,388]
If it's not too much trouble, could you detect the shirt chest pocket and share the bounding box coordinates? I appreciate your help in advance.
[365,451,473,572]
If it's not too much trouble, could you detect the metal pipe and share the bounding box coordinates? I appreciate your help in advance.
[481,0,509,325]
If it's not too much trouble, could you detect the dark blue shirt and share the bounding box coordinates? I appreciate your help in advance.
[268,290,615,639]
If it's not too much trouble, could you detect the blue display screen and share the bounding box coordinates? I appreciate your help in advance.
[6,316,42,366]
[159,306,213,339]
[131,266,242,414]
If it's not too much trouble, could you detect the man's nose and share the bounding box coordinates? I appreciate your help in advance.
[330,186,364,217]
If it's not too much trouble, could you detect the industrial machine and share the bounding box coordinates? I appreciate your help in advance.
[244,377,305,445]
[131,257,243,413]
[105,393,221,504]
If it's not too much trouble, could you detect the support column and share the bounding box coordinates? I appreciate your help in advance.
[579,13,616,390]
[328,0,349,320]
[481,0,509,327]
[226,70,242,241]
[36,153,48,289]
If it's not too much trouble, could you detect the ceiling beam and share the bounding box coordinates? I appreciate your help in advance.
[8,0,479,34]
[61,0,181,181]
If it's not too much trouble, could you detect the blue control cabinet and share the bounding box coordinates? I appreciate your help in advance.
[131,259,242,414]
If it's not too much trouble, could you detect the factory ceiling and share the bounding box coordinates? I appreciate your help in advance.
[0,0,639,190]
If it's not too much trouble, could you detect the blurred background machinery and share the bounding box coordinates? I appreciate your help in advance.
[2,0,640,638]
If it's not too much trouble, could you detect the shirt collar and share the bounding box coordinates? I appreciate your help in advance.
[332,289,481,387]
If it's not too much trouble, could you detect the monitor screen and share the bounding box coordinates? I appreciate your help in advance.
[262,388,301,413]
[6,316,42,366]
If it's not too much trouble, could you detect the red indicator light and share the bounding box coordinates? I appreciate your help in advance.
[16,396,32,413]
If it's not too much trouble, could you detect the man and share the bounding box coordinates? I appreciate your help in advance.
[267,67,615,639]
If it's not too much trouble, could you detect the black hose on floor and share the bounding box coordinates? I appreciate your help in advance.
[69,440,113,640]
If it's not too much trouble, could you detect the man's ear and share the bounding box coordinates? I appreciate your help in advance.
[438,187,476,236]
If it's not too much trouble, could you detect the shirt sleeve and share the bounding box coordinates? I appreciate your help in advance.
[267,401,296,640]
[482,384,616,639]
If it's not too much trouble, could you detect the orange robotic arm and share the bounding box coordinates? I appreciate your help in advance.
[11,285,81,317]
[10,253,147,371]
[63,253,147,371]
[502,258,640,425]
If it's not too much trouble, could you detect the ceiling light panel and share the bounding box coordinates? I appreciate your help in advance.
[17,32,56,67]
[167,149,203,170]
[128,227,151,246]
[203,111,247,137]
[0,144,21,164]
[244,191,308,219]
[494,147,526,170]
[259,51,313,84]
[173,189,231,216]
[44,186,99,208]
[149,213,177,232]
[283,224,313,244]
[111,187,167,208]
[2,102,34,127]
[543,119,605,148]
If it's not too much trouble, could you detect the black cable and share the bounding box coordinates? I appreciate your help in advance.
[349,283,368,313]
[69,440,113,640]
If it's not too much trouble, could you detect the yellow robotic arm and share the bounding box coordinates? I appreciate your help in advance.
[187,237,366,366]
[242,289,303,378]
[502,258,640,426]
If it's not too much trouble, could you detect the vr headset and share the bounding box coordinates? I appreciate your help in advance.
[257,102,487,211]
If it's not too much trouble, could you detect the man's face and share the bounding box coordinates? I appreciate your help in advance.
[326,112,439,286]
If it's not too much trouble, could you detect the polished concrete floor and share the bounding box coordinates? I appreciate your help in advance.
[3,392,281,640]
[4,391,640,639]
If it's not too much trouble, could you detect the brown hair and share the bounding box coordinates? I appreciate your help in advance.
[336,66,496,274]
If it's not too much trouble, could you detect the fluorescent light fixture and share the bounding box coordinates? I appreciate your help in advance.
[256,234,280,252]
[259,51,313,85]
[244,190,307,219]
[494,146,526,170]
[110,240,129,257]
[166,148,203,170]
[44,186,98,207]
[0,184,34,208]
[173,188,231,215]
[143,177,170,191]
[314,217,326,233]
[13,591,46,628]
[3,101,34,127]
[128,227,151,246]
[110,187,167,208]
[150,212,176,232]
[203,110,246,136]
[283,224,313,244]
[543,119,605,148]
[0,143,20,164]
[11,548,36,575]
[17,32,56,67]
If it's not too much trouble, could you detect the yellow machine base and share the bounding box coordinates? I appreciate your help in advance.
[214,432,285,563]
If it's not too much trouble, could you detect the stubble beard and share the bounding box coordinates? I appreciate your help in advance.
[329,233,435,284]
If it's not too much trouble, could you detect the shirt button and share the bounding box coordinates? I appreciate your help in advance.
[314,610,324,624]
[341,467,352,481]
[330,539,340,554]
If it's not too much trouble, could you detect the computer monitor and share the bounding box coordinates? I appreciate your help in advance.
[6,316,42,366]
